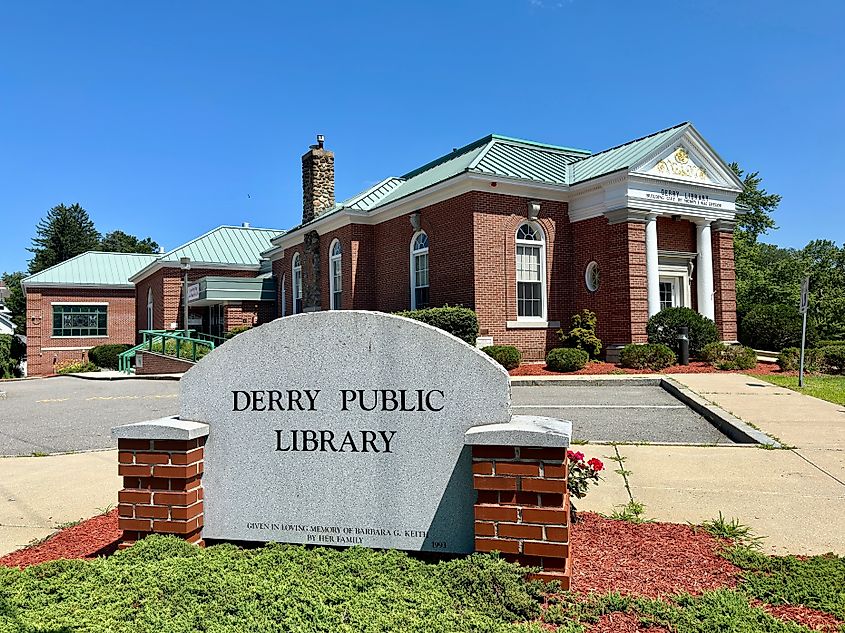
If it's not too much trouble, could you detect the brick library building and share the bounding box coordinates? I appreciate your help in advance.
[22,122,743,375]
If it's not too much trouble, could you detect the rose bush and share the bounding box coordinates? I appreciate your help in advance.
[567,450,603,522]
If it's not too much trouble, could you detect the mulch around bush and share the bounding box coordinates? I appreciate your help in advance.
[1,510,839,632]
[510,361,782,377]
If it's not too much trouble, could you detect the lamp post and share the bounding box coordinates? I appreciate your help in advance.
[180,257,191,335]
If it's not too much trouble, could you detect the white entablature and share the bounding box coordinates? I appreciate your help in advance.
[568,125,744,223]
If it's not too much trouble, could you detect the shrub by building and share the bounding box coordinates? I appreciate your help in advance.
[482,345,522,370]
[395,307,479,346]
[777,347,825,372]
[647,308,718,357]
[558,309,602,359]
[545,348,588,372]
[701,342,757,370]
[88,344,133,370]
[619,343,677,371]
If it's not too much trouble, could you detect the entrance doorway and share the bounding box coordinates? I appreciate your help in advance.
[209,304,224,339]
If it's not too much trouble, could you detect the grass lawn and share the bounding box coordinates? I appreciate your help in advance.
[753,373,845,406]
[1,535,843,632]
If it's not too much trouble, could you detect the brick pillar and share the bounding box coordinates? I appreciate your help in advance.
[712,221,738,341]
[472,445,571,588]
[114,420,209,548]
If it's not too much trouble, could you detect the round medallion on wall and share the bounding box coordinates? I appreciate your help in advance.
[585,261,600,292]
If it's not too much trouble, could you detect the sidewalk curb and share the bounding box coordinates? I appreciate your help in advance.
[660,377,782,448]
[56,373,182,382]
[510,376,660,387]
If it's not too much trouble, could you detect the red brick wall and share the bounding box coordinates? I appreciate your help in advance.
[134,267,257,337]
[472,192,570,360]
[25,287,136,376]
[657,217,696,253]
[609,221,649,344]
[136,351,195,375]
[712,229,738,341]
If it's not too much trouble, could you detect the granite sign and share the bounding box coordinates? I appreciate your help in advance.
[180,311,510,553]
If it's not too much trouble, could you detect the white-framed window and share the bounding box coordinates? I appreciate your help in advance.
[329,239,342,310]
[657,257,693,311]
[292,252,303,314]
[585,261,600,292]
[659,279,678,311]
[410,231,429,309]
[515,222,546,320]
[146,288,154,329]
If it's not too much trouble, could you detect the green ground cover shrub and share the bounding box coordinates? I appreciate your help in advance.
[700,342,758,370]
[820,345,845,374]
[150,338,212,362]
[482,345,522,370]
[619,343,676,371]
[558,309,602,358]
[776,347,824,372]
[646,307,718,357]
[740,304,816,351]
[87,344,132,369]
[395,306,479,345]
[546,348,588,372]
[0,537,547,633]
[54,360,99,374]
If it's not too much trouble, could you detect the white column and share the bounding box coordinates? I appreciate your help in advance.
[696,220,715,321]
[645,213,660,317]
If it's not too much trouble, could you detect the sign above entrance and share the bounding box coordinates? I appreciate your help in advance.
[187,283,200,303]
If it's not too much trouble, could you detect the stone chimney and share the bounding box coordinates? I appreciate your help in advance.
[301,134,335,224]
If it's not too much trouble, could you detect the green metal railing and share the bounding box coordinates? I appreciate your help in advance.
[118,330,217,374]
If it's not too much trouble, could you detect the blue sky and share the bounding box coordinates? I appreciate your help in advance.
[1,1,842,274]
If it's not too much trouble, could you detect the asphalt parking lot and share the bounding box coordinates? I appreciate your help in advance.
[512,384,734,445]
[0,377,180,456]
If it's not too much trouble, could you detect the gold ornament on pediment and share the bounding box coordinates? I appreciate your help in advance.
[655,147,707,181]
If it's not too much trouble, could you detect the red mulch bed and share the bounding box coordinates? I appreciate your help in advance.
[587,612,669,633]
[0,509,121,568]
[754,601,844,633]
[570,512,740,597]
[510,361,781,376]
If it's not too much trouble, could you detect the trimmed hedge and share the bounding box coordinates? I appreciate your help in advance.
[395,306,479,345]
[646,307,718,357]
[740,304,815,352]
[700,343,758,370]
[821,345,845,374]
[224,325,253,340]
[545,348,588,373]
[619,343,677,371]
[151,338,213,362]
[777,347,825,372]
[88,343,133,370]
[482,345,522,370]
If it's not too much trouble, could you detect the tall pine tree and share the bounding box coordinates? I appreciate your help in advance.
[27,203,101,274]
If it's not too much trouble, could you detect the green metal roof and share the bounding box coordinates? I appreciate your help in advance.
[569,122,688,184]
[22,252,159,287]
[159,225,283,266]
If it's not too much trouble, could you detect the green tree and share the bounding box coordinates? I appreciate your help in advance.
[99,230,160,254]
[27,203,100,274]
[730,163,781,242]
[1,272,27,334]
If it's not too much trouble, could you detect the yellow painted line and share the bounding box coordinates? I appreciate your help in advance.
[36,398,69,403]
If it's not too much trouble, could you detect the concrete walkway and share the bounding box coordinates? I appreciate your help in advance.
[579,372,845,555]
[0,450,120,556]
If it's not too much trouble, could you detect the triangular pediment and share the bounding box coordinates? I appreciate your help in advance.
[631,125,743,191]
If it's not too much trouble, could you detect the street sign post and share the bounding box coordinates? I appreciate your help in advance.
[799,276,810,388]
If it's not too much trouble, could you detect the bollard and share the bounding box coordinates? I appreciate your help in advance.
[677,327,689,366]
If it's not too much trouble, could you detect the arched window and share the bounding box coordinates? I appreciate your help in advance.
[515,222,546,320]
[292,253,302,314]
[410,231,429,309]
[146,288,154,329]
[329,239,342,310]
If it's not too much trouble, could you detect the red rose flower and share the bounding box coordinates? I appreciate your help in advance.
[567,450,585,462]
[587,457,604,472]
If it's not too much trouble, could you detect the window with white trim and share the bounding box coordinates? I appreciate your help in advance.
[515,222,546,320]
[410,231,429,309]
[147,288,154,329]
[329,239,342,310]
[292,253,303,314]
[52,304,107,337]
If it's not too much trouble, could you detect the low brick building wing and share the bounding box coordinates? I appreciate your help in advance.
[266,122,742,360]
[21,252,158,375]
